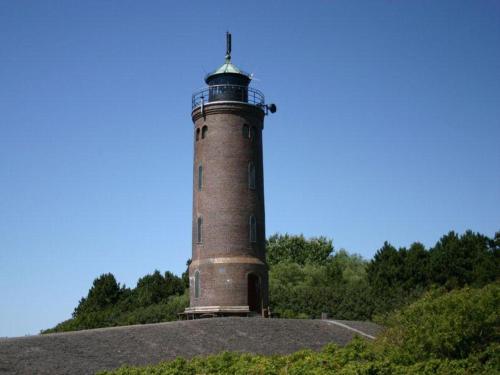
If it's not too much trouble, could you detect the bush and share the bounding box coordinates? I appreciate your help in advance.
[378,283,500,364]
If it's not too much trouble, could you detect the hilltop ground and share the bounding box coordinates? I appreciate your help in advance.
[0,317,381,375]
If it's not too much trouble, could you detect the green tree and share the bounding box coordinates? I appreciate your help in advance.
[44,270,188,333]
[430,230,499,289]
[181,259,191,289]
[334,279,375,320]
[366,242,421,315]
[401,242,430,291]
[135,270,184,307]
[367,242,403,290]
[268,243,373,320]
[73,273,123,317]
[266,233,333,266]
[332,249,367,283]
[164,271,185,296]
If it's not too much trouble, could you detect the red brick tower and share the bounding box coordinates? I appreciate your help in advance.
[184,33,276,318]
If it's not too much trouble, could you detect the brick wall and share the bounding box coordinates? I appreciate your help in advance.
[189,102,269,311]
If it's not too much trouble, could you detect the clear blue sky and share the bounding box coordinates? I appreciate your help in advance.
[1,0,499,337]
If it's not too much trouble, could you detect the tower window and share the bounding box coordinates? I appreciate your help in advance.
[198,164,203,191]
[242,124,249,139]
[197,216,203,243]
[250,127,256,141]
[248,162,256,190]
[194,270,200,298]
[202,126,208,139]
[250,215,257,243]
[196,128,200,141]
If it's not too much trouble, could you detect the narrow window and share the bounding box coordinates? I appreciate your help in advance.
[197,216,203,243]
[248,162,256,190]
[250,126,256,141]
[196,128,200,141]
[242,124,249,139]
[250,215,257,243]
[198,165,203,191]
[202,126,208,139]
[194,270,200,298]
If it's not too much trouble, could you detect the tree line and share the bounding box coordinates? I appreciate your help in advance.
[43,270,189,333]
[43,229,499,333]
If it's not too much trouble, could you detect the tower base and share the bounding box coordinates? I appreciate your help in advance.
[181,305,268,320]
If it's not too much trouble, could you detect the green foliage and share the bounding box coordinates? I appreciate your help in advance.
[334,249,367,283]
[269,262,336,318]
[45,229,499,339]
[430,230,499,289]
[266,234,333,266]
[115,294,189,326]
[135,270,184,307]
[401,242,430,290]
[267,229,498,322]
[266,234,378,320]
[366,230,499,317]
[42,271,187,333]
[101,344,499,375]
[181,259,191,289]
[43,294,189,334]
[73,273,125,317]
[378,283,500,364]
[100,283,500,375]
[268,251,374,320]
[367,242,430,315]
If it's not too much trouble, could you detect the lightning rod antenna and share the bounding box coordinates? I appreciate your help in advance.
[225,31,232,62]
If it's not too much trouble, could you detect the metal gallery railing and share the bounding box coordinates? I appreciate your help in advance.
[192,85,265,110]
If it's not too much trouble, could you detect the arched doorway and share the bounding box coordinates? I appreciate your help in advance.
[247,273,261,314]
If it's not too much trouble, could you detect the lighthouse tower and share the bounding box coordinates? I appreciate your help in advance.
[184,33,276,318]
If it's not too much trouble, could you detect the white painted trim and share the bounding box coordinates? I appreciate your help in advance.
[325,320,376,340]
[184,306,250,313]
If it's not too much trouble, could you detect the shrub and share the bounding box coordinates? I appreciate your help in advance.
[378,282,500,364]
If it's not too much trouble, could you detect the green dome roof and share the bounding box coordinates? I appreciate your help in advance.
[205,59,251,83]
[212,61,244,75]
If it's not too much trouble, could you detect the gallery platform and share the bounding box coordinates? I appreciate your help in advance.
[181,305,251,319]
